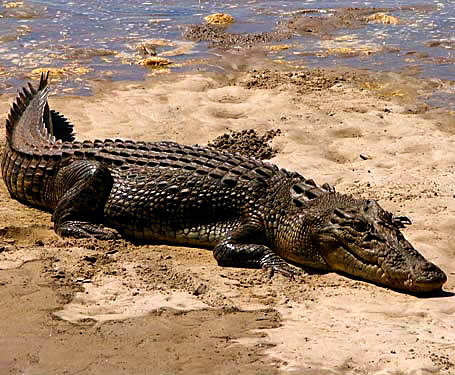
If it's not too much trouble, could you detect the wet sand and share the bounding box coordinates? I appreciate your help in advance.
[0,61,454,374]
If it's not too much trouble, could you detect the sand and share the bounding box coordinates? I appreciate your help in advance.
[0,59,454,374]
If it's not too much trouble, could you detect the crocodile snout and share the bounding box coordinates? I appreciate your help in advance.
[412,261,447,292]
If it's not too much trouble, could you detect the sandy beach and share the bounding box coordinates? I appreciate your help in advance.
[0,58,454,374]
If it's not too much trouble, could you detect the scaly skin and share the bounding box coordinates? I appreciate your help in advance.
[1,74,447,293]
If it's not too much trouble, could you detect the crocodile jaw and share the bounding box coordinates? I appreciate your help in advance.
[315,231,447,293]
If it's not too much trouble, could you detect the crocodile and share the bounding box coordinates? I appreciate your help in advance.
[1,73,447,293]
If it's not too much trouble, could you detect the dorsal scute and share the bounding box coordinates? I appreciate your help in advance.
[6,73,51,151]
[49,110,75,142]
[6,72,76,154]
[290,178,337,209]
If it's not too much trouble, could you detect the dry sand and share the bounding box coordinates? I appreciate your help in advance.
[0,58,454,374]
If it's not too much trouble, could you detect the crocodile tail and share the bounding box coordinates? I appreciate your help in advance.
[49,109,75,142]
[5,72,75,152]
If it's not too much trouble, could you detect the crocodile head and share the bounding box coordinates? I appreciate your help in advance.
[289,192,447,293]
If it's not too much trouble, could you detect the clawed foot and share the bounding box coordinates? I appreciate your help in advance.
[55,221,117,240]
[261,258,300,279]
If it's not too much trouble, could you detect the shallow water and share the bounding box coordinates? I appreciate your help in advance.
[0,0,453,108]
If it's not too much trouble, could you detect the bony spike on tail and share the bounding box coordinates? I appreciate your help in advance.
[5,72,75,148]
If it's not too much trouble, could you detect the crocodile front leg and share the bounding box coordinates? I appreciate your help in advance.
[52,160,115,239]
[213,223,296,277]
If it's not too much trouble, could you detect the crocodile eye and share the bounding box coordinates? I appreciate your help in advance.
[352,220,369,232]
[363,232,385,243]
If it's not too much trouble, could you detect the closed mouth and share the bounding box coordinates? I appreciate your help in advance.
[327,240,445,293]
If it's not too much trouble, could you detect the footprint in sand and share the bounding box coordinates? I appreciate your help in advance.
[204,86,251,119]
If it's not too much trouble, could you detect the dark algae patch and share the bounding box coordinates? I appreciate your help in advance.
[240,69,357,92]
[183,24,292,48]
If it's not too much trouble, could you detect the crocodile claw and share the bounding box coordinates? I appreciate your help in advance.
[56,221,117,240]
[262,261,299,280]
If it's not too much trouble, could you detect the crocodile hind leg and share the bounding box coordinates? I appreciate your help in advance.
[213,223,297,277]
[51,160,115,239]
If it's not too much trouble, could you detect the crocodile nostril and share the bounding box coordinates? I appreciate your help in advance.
[415,262,447,285]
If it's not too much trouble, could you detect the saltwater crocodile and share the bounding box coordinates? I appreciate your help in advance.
[1,74,447,293]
